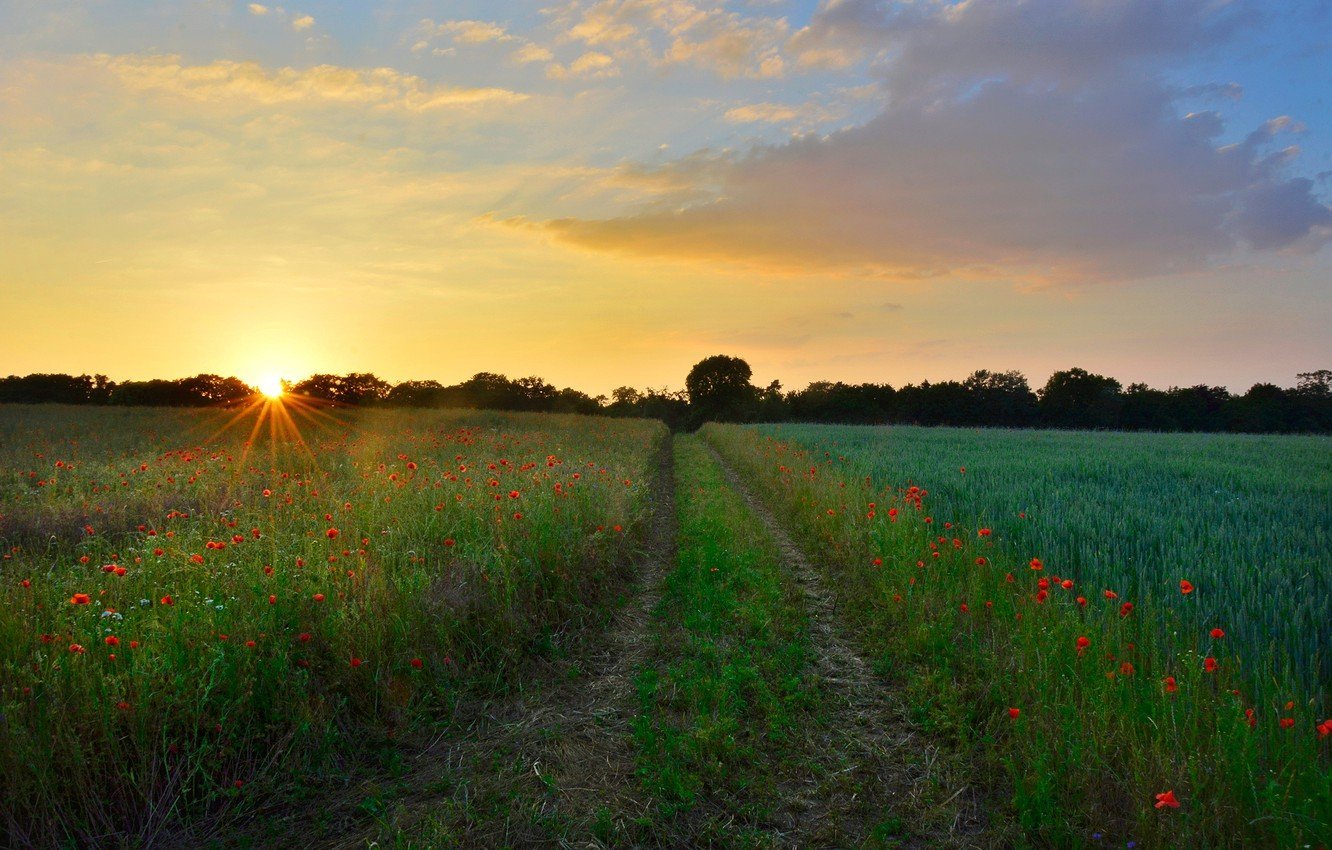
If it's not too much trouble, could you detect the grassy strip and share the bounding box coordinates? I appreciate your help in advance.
[628,436,817,845]
[701,423,1331,849]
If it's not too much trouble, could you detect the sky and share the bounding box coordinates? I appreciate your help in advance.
[0,0,1329,396]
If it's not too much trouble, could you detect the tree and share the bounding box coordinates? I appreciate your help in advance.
[963,369,1037,426]
[1038,368,1123,429]
[685,355,759,427]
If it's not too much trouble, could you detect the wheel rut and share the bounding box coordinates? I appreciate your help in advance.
[700,440,987,849]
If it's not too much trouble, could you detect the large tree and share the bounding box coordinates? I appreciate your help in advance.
[685,355,759,427]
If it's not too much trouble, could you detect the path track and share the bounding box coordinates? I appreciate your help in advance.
[700,440,987,849]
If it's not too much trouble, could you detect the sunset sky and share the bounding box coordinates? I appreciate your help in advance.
[1,0,1329,396]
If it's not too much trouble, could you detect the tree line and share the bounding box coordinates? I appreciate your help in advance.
[1,359,1329,434]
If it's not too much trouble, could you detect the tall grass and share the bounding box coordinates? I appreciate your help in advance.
[702,422,1330,848]
[0,404,665,846]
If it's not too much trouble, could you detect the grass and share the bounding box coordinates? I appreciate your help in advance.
[630,436,815,841]
[0,403,665,847]
[701,421,1331,848]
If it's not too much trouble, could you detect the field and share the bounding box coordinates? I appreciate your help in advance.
[0,405,1328,848]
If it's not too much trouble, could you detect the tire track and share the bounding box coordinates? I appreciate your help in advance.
[700,440,988,849]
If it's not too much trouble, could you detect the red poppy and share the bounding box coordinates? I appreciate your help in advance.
[1317,719,1332,737]
[161,595,173,605]
[1103,589,1118,600]
[1029,558,1043,571]
[1119,602,1134,618]
[70,593,92,605]
[1008,707,1020,719]
[1210,628,1225,639]
[69,643,85,654]
[326,528,339,539]
[978,528,991,537]
[1204,657,1218,673]
[1279,717,1295,729]
[313,593,325,602]
[410,658,423,669]
[1179,579,1194,594]
[104,636,119,646]
[1154,790,1180,809]
[1164,676,1178,693]
[1076,636,1091,656]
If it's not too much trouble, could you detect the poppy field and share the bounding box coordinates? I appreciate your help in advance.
[0,404,665,847]
[0,404,1328,848]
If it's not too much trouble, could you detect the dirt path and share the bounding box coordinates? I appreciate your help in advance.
[329,432,677,848]
[699,441,988,849]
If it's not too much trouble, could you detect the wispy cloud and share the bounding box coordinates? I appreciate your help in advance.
[91,54,527,111]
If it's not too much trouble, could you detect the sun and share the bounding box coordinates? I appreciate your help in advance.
[256,376,285,399]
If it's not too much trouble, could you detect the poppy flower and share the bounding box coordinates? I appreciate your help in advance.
[1029,558,1043,571]
[160,595,173,605]
[1076,636,1091,656]
[1008,707,1020,719]
[1154,790,1180,809]
[1119,602,1134,618]
[410,658,423,669]
[1279,717,1295,729]
[313,593,325,602]
[1204,657,1218,673]
[70,593,92,605]
[1210,628,1225,639]
[104,636,119,646]
[1164,676,1178,693]
[1317,719,1332,737]
[1180,579,1194,594]
[326,528,339,539]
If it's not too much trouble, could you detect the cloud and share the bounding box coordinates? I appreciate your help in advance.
[248,4,269,15]
[520,0,1329,284]
[291,14,314,32]
[433,19,515,44]
[91,53,527,111]
[723,99,844,126]
[552,0,790,80]
[546,51,617,80]
[512,43,554,64]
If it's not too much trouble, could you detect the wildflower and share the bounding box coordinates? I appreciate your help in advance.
[1008,707,1020,719]
[1317,719,1332,737]
[104,636,119,646]
[1164,676,1177,693]
[978,528,991,537]
[160,595,173,605]
[1279,717,1295,729]
[410,658,423,669]
[313,593,325,602]
[69,643,85,654]
[1119,602,1134,618]
[1210,628,1225,639]
[351,657,363,668]
[326,528,339,539]
[1076,636,1091,656]
[1204,657,1218,673]
[1103,589,1118,600]
[1030,558,1043,571]
[1076,596,1087,608]
[1154,790,1180,809]
[1179,579,1194,594]
[70,593,92,605]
